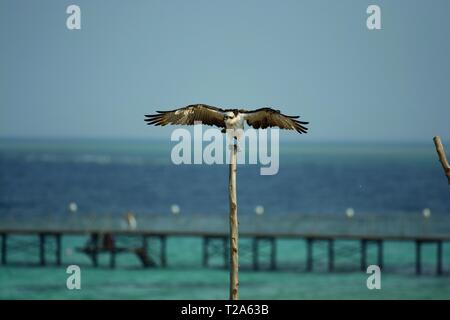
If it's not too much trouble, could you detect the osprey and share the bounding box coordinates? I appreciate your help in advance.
[145,104,309,134]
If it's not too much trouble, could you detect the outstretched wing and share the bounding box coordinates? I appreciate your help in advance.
[242,108,309,133]
[145,104,226,128]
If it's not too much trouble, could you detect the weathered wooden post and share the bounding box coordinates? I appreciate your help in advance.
[433,136,450,184]
[229,143,239,300]
[433,136,448,274]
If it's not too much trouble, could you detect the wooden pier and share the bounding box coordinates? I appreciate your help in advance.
[0,229,448,275]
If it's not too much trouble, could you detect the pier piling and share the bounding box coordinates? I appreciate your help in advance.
[39,234,46,266]
[160,235,167,267]
[251,237,277,271]
[306,238,313,272]
[142,235,148,253]
[328,239,334,272]
[1,234,7,265]
[202,237,209,267]
[416,240,422,275]
[91,233,99,268]
[437,240,443,275]
[56,233,62,266]
[377,240,383,269]
[252,238,259,271]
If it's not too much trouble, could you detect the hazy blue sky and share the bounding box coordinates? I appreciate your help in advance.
[1,0,449,142]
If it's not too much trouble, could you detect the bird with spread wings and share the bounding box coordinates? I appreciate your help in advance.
[145,104,309,134]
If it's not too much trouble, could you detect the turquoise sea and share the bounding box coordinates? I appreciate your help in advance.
[0,138,449,299]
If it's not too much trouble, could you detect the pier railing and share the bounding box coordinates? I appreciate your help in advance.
[1,212,450,237]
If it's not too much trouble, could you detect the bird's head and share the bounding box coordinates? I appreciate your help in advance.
[224,111,235,120]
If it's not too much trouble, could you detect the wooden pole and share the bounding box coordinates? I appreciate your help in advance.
[229,143,239,300]
[433,136,450,184]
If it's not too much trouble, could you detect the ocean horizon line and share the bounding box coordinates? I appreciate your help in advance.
[0,135,444,146]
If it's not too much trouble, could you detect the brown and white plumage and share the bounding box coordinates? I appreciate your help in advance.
[145,104,226,128]
[145,104,309,134]
[242,108,308,133]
